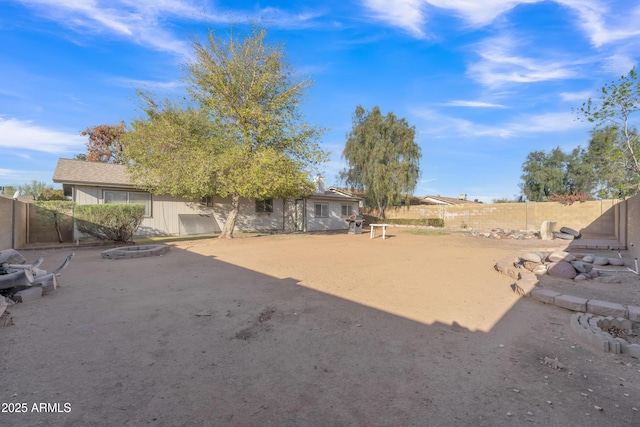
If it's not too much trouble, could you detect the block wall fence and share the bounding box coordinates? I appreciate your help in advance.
[1,194,639,261]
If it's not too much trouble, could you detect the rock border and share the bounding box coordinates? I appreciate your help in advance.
[570,313,640,357]
[101,245,170,260]
[495,254,640,356]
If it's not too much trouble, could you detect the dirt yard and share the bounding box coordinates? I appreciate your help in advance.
[2,229,640,426]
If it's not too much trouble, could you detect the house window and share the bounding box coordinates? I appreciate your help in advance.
[341,204,354,217]
[315,203,328,218]
[103,190,152,217]
[255,199,273,213]
[200,196,214,207]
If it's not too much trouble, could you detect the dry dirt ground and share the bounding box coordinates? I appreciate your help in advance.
[2,229,640,426]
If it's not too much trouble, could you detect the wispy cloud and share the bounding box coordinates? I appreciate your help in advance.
[556,0,640,47]
[0,118,85,153]
[560,90,592,102]
[109,77,186,91]
[426,0,541,27]
[15,1,322,56]
[468,35,577,87]
[412,108,585,139]
[360,0,426,37]
[444,100,508,108]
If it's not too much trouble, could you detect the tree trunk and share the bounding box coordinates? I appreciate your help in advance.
[219,194,241,239]
[54,213,63,243]
[377,201,386,219]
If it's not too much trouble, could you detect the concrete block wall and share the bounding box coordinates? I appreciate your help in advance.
[0,197,12,249]
[373,200,619,235]
[623,193,640,261]
[0,199,29,249]
[28,204,73,243]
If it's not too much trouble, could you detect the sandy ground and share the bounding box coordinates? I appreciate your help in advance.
[2,229,640,426]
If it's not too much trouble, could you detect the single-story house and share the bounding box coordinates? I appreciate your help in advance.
[52,159,362,236]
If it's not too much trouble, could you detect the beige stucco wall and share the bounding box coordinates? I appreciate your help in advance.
[1,198,28,249]
[372,200,619,235]
[0,197,13,249]
[622,193,640,260]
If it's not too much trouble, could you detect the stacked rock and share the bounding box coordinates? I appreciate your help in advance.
[518,250,626,282]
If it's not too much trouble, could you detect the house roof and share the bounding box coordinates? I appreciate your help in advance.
[327,186,366,199]
[421,195,480,205]
[306,190,362,202]
[53,158,135,188]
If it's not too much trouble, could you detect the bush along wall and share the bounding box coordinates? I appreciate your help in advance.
[75,204,145,242]
[362,215,444,227]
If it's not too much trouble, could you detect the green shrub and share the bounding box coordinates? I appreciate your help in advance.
[362,216,444,227]
[75,204,145,242]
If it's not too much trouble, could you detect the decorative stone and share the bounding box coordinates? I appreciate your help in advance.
[547,261,578,279]
[593,257,609,266]
[582,255,595,263]
[533,265,548,275]
[589,270,600,278]
[522,261,542,271]
[571,261,593,273]
[548,251,576,262]
[574,274,589,281]
[521,252,543,263]
[560,226,582,238]
[608,258,625,266]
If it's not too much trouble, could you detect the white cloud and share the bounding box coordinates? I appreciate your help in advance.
[0,118,85,153]
[426,0,541,26]
[601,54,637,75]
[468,35,577,87]
[361,0,426,37]
[15,1,321,56]
[412,108,585,139]
[560,91,592,102]
[445,100,507,108]
[556,0,640,47]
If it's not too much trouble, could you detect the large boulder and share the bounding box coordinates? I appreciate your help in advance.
[547,261,578,279]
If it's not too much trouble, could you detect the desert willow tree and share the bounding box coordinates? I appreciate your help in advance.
[341,105,421,219]
[124,26,327,238]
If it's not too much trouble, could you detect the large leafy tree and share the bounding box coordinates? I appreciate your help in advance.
[583,126,640,198]
[80,122,127,164]
[16,180,64,201]
[579,68,640,196]
[341,105,421,218]
[124,26,327,238]
[520,147,595,202]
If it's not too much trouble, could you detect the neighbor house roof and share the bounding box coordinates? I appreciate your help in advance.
[53,158,135,188]
[421,195,480,205]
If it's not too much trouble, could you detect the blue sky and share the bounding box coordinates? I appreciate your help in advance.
[1,0,640,202]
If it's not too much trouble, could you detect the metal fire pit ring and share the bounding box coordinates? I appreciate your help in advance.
[101,245,170,259]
